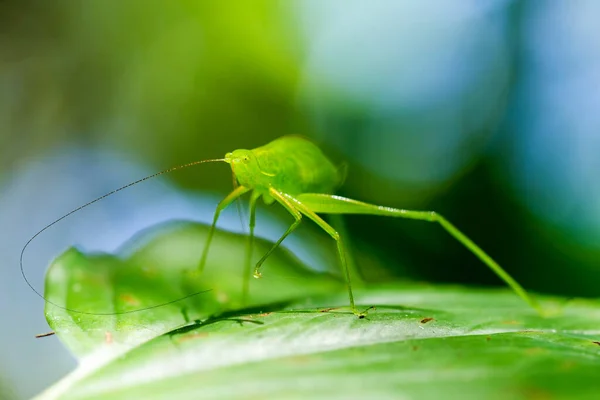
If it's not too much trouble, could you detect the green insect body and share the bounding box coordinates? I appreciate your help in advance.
[226,136,342,199]
[199,136,543,317]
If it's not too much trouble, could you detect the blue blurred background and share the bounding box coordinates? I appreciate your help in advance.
[1,1,599,398]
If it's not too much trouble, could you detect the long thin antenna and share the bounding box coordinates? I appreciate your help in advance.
[20,158,225,315]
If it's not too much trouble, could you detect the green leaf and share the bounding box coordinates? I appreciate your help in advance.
[39,222,600,400]
[44,221,342,359]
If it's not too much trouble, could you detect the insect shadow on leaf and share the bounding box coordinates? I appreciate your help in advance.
[166,301,294,345]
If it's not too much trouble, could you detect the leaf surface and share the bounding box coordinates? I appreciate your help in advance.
[40,222,600,400]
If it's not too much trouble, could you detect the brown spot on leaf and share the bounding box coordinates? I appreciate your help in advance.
[143,266,159,278]
[320,307,338,313]
[420,317,434,324]
[176,332,209,344]
[216,291,230,304]
[525,347,545,356]
[119,293,140,306]
[560,361,576,371]
[593,341,600,346]
[286,355,313,365]
[521,387,553,400]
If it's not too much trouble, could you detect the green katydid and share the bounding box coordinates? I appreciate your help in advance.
[21,135,543,317]
[197,135,542,317]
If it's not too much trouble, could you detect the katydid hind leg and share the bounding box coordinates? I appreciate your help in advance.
[327,213,363,287]
[297,193,544,315]
[198,185,249,273]
[278,192,362,316]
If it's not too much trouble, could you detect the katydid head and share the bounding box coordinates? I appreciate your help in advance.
[225,149,268,188]
[224,149,254,166]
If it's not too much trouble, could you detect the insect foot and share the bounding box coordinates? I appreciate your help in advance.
[253,269,262,279]
[355,306,375,319]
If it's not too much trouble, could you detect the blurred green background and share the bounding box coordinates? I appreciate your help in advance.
[1,1,599,399]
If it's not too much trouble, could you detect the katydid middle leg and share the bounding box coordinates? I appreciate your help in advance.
[252,188,303,279]
[296,193,544,315]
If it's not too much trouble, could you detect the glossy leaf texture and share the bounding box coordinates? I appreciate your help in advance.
[43,221,343,359]
[39,222,600,400]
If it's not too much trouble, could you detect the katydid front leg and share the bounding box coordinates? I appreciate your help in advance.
[248,189,363,317]
[296,193,544,315]
[198,185,249,273]
[243,191,261,304]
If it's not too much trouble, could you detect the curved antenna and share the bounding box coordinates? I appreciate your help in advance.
[20,158,225,315]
